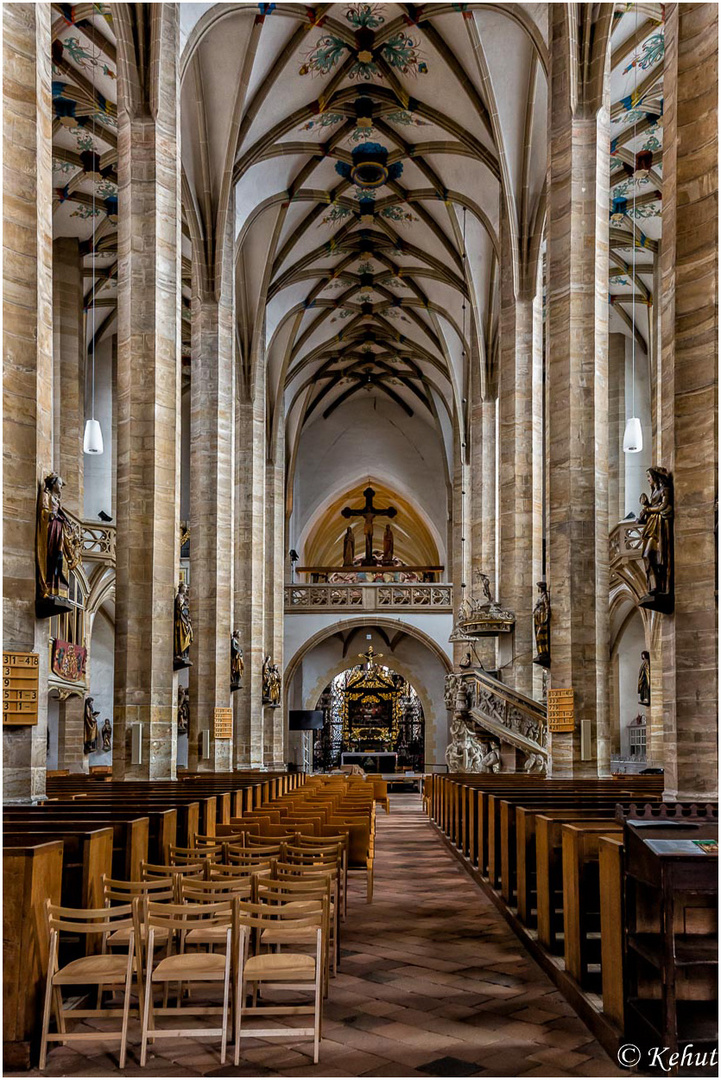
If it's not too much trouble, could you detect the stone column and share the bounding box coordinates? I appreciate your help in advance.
[469,363,495,670]
[3,4,54,802]
[658,3,718,800]
[264,448,286,767]
[234,383,266,769]
[188,218,234,772]
[52,237,84,516]
[112,5,181,780]
[531,287,545,700]
[56,696,87,774]
[608,333,625,526]
[498,215,535,695]
[546,8,611,776]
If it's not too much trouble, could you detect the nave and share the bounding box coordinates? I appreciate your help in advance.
[19,795,622,1079]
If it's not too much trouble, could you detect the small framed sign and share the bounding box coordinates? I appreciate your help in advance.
[213,707,233,739]
[3,652,40,725]
[547,688,574,732]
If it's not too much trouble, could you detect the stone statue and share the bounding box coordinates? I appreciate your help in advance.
[262,655,281,707]
[638,650,651,706]
[382,523,394,565]
[445,717,468,771]
[480,740,502,773]
[459,651,472,669]
[173,582,193,669]
[101,718,112,753]
[36,473,82,617]
[444,672,460,709]
[637,467,674,612]
[230,630,244,691]
[83,696,99,754]
[477,570,493,605]
[177,686,189,734]
[524,751,545,774]
[533,581,551,668]
[342,526,355,567]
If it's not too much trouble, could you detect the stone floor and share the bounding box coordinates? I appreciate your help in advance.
[24,795,626,1077]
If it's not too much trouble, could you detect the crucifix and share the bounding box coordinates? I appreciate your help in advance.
[341,486,397,565]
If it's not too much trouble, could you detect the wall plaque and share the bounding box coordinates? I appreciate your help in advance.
[213,707,233,739]
[3,651,40,726]
[547,688,575,732]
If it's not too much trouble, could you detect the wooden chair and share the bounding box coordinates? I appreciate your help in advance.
[235,900,324,1064]
[256,875,336,983]
[243,835,294,851]
[40,901,137,1070]
[138,899,241,1067]
[226,845,281,871]
[181,876,253,903]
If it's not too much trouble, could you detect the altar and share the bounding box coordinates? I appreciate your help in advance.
[341,752,397,773]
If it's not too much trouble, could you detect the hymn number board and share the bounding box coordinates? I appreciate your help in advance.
[214,707,233,739]
[3,651,40,726]
[547,688,574,732]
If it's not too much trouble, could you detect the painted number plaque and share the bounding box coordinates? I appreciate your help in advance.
[3,651,40,726]
[214,707,233,739]
[547,688,575,732]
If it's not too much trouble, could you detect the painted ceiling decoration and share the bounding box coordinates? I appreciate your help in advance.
[178,1,549,480]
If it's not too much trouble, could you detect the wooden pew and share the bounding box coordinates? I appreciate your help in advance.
[599,835,625,1028]
[3,811,149,881]
[562,822,624,987]
[3,841,63,1069]
[2,825,112,911]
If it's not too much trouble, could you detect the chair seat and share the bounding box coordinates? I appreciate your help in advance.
[54,954,136,984]
[243,952,316,980]
[108,925,169,945]
[185,926,232,944]
[152,952,229,980]
[260,927,321,945]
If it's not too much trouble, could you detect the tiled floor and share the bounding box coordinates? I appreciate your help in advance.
[22,795,625,1077]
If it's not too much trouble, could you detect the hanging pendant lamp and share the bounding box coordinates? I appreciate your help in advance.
[623,5,643,455]
[84,43,104,456]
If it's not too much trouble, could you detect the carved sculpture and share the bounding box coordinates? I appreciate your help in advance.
[101,718,111,753]
[638,650,651,706]
[173,582,193,669]
[479,740,502,773]
[230,630,244,691]
[444,672,460,710]
[36,473,82,618]
[342,526,355,566]
[262,655,281,707]
[83,696,99,754]
[637,467,674,613]
[451,569,515,640]
[177,686,189,734]
[533,581,551,667]
[524,751,546,774]
[382,523,394,565]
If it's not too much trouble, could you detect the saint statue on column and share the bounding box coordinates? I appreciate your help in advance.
[342,526,355,567]
[101,718,112,752]
[638,650,651,706]
[532,581,551,668]
[230,630,244,691]
[174,582,193,669]
[36,473,81,617]
[83,696,99,754]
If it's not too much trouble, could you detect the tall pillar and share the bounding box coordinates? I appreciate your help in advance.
[659,3,718,800]
[264,448,286,768]
[608,333,625,526]
[531,287,545,700]
[188,218,234,772]
[498,214,535,695]
[546,8,611,776]
[3,4,54,802]
[112,5,181,780]
[234,386,266,768]
[52,237,84,516]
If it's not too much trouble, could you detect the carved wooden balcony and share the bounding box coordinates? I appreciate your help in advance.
[284,582,453,614]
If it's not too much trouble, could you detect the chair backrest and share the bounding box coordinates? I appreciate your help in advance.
[102,874,174,904]
[141,860,206,880]
[195,832,237,848]
[169,843,222,865]
[181,876,253,902]
[284,844,341,867]
[234,897,323,932]
[242,836,291,851]
[46,898,134,938]
[255,875,331,905]
[143,898,236,937]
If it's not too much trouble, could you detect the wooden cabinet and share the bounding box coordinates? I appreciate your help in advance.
[623,819,718,1067]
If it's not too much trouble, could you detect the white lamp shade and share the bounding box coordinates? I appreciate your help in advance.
[623,416,643,454]
[83,418,104,455]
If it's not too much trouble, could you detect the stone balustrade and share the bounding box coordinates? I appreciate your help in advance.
[80,522,116,563]
[609,520,643,568]
[449,668,549,764]
[284,582,453,613]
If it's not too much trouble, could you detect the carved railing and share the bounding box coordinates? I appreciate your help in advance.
[609,520,643,569]
[284,582,453,613]
[454,668,549,760]
[81,522,116,563]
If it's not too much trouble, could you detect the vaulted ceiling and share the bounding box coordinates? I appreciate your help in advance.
[180,2,549,473]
